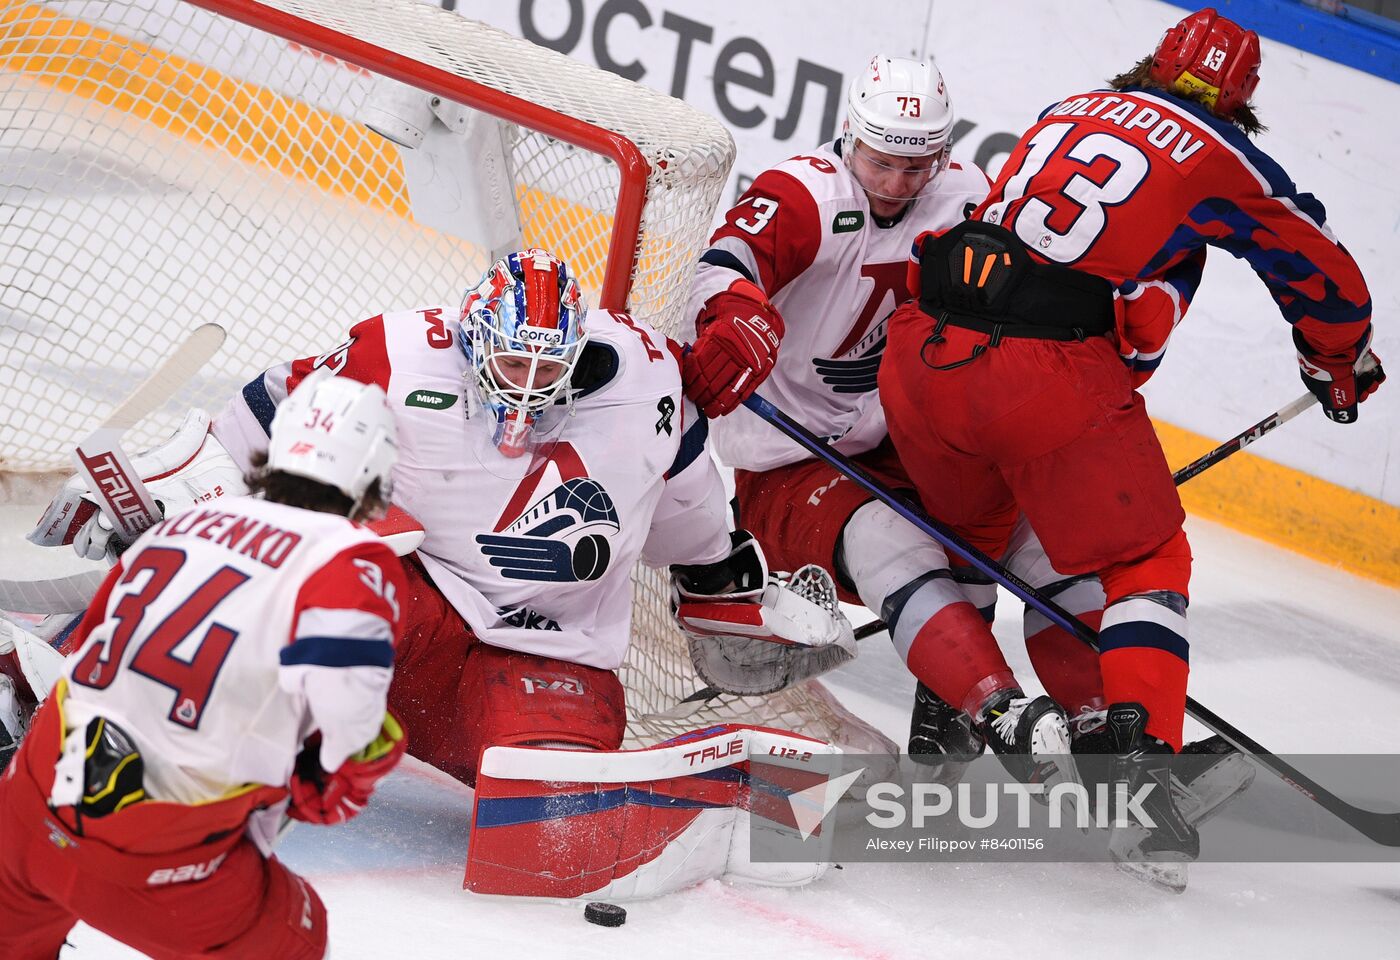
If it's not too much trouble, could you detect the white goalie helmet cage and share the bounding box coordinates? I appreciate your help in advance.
[842,54,956,161]
[266,370,399,510]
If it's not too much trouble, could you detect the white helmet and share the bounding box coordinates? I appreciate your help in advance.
[266,370,398,513]
[842,54,955,163]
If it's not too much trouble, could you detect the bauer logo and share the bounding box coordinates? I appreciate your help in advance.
[405,390,458,409]
[832,211,865,233]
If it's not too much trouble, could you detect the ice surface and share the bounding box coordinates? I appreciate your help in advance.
[4,505,1398,959]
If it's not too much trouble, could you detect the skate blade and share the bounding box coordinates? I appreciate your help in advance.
[1179,755,1257,827]
[1115,858,1189,894]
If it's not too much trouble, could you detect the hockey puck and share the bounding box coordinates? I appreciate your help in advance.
[583,902,627,927]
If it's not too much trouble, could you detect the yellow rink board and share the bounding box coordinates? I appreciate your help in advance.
[8,2,1398,588]
[1155,419,1400,587]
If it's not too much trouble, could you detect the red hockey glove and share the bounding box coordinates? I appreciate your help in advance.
[1297,343,1385,424]
[683,279,785,417]
[288,711,406,826]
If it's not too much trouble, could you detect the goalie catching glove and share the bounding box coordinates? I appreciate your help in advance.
[28,410,246,561]
[672,532,856,696]
[288,711,407,826]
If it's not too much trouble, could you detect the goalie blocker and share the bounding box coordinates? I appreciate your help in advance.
[467,724,841,899]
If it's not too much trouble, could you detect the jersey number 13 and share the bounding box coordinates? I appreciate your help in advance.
[983,122,1150,264]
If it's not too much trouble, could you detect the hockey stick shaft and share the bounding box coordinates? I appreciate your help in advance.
[1169,392,1316,485]
[743,391,1400,845]
[823,391,1320,639]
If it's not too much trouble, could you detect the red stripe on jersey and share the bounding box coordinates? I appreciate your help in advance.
[709,169,822,298]
[493,441,588,533]
[291,540,407,643]
[286,314,392,396]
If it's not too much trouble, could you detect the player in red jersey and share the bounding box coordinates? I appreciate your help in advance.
[683,54,1104,788]
[879,7,1383,888]
[0,374,405,958]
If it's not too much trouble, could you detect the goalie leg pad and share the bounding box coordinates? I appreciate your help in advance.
[466,725,837,900]
[458,643,627,765]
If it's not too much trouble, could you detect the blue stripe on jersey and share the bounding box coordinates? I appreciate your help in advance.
[1129,353,1166,376]
[241,375,278,437]
[280,635,394,669]
[1097,620,1189,663]
[700,247,757,286]
[666,413,709,479]
[1148,197,1371,329]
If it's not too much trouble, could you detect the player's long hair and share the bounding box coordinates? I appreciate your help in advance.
[245,451,388,523]
[1110,56,1265,136]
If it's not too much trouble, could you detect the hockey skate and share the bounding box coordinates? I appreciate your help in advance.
[1104,703,1199,894]
[1074,707,1255,831]
[908,682,985,784]
[977,689,1078,793]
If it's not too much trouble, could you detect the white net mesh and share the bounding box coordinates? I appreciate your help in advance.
[0,0,896,757]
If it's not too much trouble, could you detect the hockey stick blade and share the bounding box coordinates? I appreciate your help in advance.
[743,391,1400,847]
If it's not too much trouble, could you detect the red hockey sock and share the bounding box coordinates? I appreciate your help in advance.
[1099,647,1188,750]
[1025,610,1104,716]
[904,601,1015,717]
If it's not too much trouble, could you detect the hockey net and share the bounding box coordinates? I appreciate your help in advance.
[0,0,897,757]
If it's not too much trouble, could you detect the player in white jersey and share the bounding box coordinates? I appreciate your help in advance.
[33,249,814,785]
[27,248,854,899]
[682,54,1108,784]
[0,374,406,960]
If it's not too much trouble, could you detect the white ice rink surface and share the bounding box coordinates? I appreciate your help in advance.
[2,505,1398,960]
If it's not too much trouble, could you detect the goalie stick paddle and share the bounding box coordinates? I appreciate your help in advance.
[743,391,1400,848]
[0,324,228,616]
[72,322,227,546]
[0,571,109,616]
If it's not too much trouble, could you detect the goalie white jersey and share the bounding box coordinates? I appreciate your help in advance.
[688,141,990,472]
[215,307,731,671]
[59,496,404,806]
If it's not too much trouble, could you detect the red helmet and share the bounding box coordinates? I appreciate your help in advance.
[1149,8,1261,117]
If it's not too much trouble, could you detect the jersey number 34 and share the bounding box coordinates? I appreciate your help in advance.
[71,547,248,730]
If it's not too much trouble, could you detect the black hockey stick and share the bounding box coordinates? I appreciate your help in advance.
[654,394,1317,721]
[789,389,1320,641]
[1170,391,1316,485]
[743,391,1400,847]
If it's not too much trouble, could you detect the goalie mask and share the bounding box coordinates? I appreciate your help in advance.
[841,54,955,215]
[459,248,589,458]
